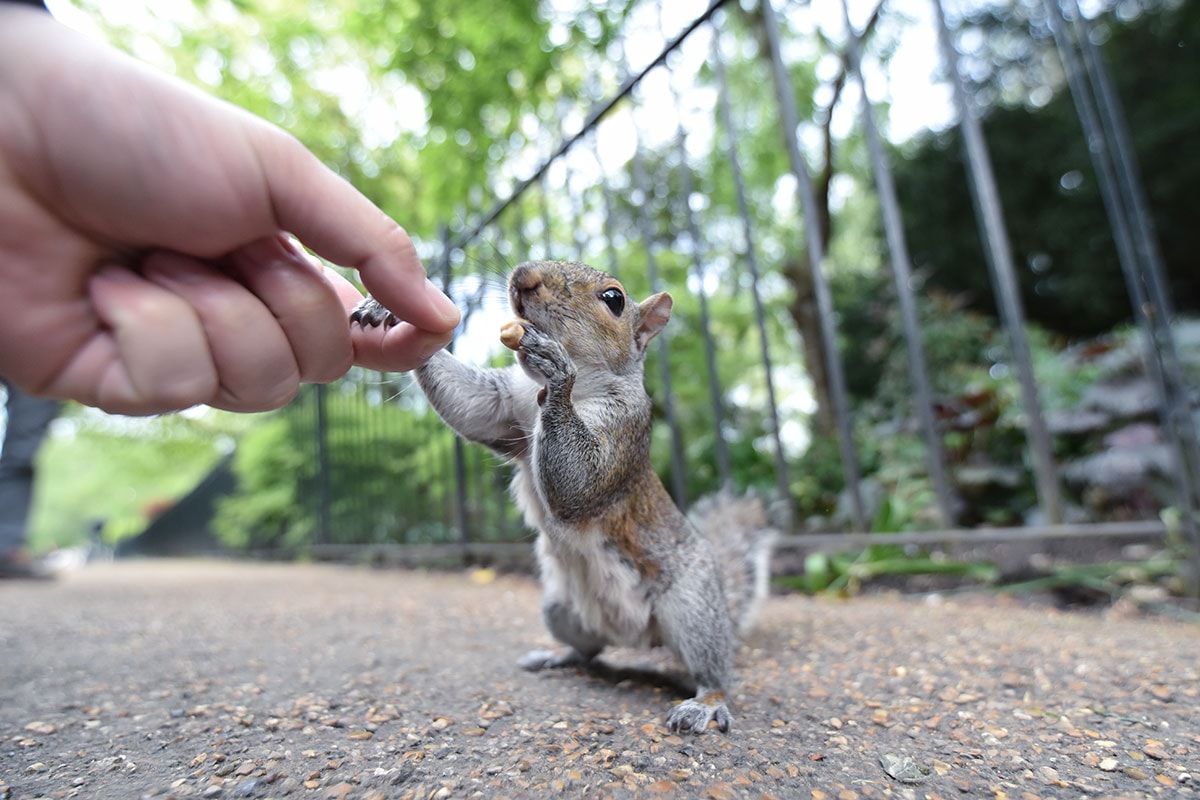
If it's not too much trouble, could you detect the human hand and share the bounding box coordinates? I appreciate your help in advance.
[0,7,460,415]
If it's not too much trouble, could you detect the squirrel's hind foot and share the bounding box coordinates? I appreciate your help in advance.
[517,648,587,672]
[667,692,732,735]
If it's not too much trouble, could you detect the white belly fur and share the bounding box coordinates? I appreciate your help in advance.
[512,464,655,648]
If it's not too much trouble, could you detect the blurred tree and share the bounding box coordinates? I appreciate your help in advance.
[691,1,888,437]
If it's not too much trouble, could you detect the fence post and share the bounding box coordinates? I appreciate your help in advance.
[711,31,791,517]
[440,226,470,546]
[662,40,732,490]
[1042,0,1200,585]
[840,0,958,528]
[314,383,331,546]
[758,0,866,531]
[931,0,1065,527]
[629,143,691,508]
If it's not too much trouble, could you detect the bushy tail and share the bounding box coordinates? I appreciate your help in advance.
[688,489,779,636]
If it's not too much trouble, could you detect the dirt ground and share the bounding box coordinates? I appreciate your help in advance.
[1,560,1197,800]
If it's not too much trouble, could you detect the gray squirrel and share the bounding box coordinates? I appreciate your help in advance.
[352,260,775,733]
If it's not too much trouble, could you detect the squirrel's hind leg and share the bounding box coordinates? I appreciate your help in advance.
[518,599,606,672]
[517,648,588,671]
[656,544,737,734]
[667,688,732,734]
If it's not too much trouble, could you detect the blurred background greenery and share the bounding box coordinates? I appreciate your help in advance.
[16,0,1196,590]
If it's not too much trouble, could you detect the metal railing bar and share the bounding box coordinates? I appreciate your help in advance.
[1042,0,1199,580]
[629,118,690,507]
[711,28,791,514]
[314,384,331,545]
[438,225,471,545]
[446,0,735,256]
[777,519,1167,551]
[931,0,1063,525]
[661,17,733,489]
[840,0,957,528]
[758,0,866,531]
[286,519,1168,561]
[590,132,624,281]
[1063,0,1200,516]
[538,175,554,260]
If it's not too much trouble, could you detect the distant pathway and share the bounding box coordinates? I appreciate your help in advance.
[1,561,1197,798]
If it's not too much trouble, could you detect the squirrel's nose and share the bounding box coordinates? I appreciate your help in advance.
[509,263,541,292]
[509,263,543,313]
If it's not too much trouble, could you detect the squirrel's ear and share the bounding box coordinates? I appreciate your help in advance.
[636,292,672,350]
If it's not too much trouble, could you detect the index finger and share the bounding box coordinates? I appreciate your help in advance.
[251,128,461,335]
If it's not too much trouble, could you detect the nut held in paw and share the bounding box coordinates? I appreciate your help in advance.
[500,319,527,350]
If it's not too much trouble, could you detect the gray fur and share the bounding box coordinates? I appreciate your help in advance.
[687,489,779,634]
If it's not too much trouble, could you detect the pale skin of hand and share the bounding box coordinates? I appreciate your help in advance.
[0,7,460,415]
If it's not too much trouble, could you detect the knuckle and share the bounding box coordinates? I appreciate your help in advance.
[259,380,300,411]
[154,373,219,411]
[302,350,352,385]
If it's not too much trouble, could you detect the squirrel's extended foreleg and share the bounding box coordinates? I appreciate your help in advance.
[351,296,538,457]
[415,351,538,458]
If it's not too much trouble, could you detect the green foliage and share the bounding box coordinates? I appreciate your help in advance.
[994,556,1183,599]
[846,279,1002,418]
[214,383,492,554]
[778,547,999,595]
[211,414,313,549]
[797,264,1117,531]
[213,382,522,552]
[790,434,848,521]
[31,408,235,550]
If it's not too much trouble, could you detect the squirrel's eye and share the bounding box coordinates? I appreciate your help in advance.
[600,287,625,317]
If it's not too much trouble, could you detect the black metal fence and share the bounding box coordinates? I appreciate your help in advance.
[271,0,1198,573]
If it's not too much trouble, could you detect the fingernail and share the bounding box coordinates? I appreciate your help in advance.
[425,280,462,327]
[143,253,205,283]
[276,234,319,269]
[94,264,138,283]
[239,234,319,274]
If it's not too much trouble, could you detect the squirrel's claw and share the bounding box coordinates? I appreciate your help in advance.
[350,296,398,328]
[667,697,732,735]
[515,326,575,393]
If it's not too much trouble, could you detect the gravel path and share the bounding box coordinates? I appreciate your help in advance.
[1,560,1197,799]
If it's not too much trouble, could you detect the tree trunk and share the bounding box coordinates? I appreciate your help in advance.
[760,1,884,438]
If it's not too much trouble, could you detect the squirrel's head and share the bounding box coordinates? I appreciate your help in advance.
[508,260,672,376]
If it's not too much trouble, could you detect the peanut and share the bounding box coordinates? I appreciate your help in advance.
[500,319,526,350]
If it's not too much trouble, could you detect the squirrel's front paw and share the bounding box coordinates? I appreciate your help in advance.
[667,696,732,734]
[516,327,574,390]
[350,296,398,328]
